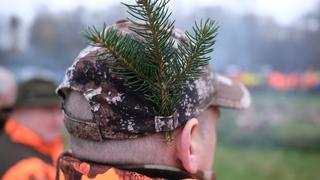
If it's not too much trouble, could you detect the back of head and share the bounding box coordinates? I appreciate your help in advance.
[57,20,250,162]
[64,90,176,165]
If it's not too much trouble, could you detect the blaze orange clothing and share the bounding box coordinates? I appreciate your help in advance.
[0,119,63,180]
[301,70,318,89]
[2,157,56,180]
[268,72,289,90]
[57,153,199,180]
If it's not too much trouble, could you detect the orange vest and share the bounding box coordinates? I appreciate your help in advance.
[57,153,197,180]
[0,119,63,180]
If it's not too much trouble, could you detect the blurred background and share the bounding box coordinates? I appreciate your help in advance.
[1,0,320,179]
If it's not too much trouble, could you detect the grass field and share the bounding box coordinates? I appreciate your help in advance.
[214,145,320,180]
[214,91,320,180]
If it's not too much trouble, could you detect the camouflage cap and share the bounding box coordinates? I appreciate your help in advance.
[57,20,251,141]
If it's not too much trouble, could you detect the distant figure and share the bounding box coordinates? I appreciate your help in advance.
[0,67,17,131]
[0,77,64,180]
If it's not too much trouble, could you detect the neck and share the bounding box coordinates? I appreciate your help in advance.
[70,135,179,166]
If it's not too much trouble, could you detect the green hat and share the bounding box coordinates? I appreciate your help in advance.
[16,78,60,107]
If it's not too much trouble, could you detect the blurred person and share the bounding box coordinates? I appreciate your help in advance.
[55,1,251,179]
[0,77,64,180]
[0,66,17,131]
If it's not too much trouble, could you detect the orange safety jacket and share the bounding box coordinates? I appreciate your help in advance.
[57,153,199,180]
[0,119,63,180]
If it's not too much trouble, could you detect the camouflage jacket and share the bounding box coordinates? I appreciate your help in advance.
[57,153,197,180]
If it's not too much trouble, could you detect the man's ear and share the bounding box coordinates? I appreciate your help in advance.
[176,118,199,174]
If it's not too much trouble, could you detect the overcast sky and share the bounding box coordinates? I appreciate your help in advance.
[0,0,319,26]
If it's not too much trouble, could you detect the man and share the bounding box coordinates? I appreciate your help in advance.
[0,66,17,131]
[56,16,251,180]
[0,77,64,180]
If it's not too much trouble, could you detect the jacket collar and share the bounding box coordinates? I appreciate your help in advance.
[57,153,197,180]
[57,152,215,180]
[5,119,63,162]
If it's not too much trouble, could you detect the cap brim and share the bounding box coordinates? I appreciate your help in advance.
[211,74,251,110]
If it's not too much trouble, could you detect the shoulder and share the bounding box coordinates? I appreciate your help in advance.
[0,133,53,179]
[2,157,56,180]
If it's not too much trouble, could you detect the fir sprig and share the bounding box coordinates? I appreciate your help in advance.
[84,25,155,91]
[172,19,218,86]
[122,0,176,115]
[84,0,219,117]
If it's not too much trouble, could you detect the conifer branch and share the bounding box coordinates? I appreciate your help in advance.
[123,0,175,115]
[172,19,219,86]
[84,0,219,117]
[84,25,154,91]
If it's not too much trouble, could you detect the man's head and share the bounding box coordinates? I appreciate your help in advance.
[57,20,251,178]
[12,77,63,143]
[0,67,17,125]
[62,90,219,178]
